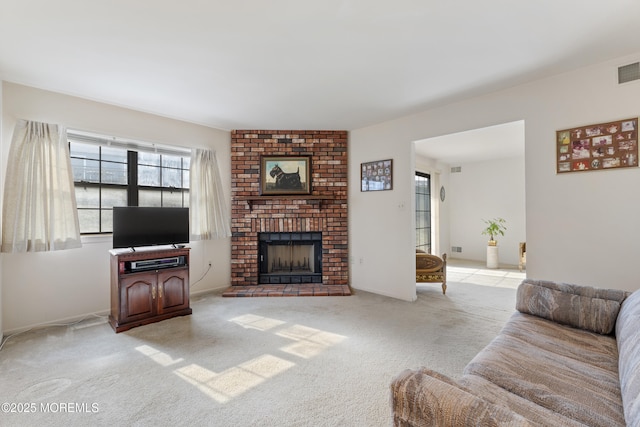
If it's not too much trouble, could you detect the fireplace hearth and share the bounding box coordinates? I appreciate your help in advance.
[259,232,322,284]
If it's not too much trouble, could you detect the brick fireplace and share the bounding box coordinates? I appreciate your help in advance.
[227,130,349,296]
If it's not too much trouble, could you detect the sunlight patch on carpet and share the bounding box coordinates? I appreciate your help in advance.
[135,345,184,367]
[161,314,347,403]
[174,355,295,403]
[446,265,524,289]
[228,313,287,331]
[277,324,347,359]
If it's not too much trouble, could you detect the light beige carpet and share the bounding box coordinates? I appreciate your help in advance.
[0,280,517,426]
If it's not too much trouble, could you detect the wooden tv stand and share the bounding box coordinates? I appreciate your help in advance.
[109,247,192,333]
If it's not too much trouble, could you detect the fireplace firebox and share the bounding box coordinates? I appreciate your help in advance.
[258,232,322,284]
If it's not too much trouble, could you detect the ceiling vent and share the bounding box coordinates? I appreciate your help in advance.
[618,62,640,84]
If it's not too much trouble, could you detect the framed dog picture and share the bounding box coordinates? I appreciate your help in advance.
[260,156,311,195]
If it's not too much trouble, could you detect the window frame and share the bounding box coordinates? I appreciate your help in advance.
[415,171,432,254]
[68,131,191,235]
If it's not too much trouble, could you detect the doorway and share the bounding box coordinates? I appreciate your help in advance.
[413,119,526,266]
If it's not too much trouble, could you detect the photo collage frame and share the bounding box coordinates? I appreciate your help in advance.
[361,159,392,191]
[556,117,638,173]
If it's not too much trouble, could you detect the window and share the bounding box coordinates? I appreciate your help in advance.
[415,172,431,253]
[137,151,190,208]
[69,133,190,234]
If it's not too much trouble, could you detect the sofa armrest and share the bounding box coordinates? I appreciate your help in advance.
[616,290,640,426]
[390,368,534,427]
[516,279,628,334]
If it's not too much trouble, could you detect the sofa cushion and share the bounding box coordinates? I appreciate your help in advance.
[464,315,625,426]
[415,252,444,273]
[615,290,640,426]
[516,279,627,334]
[502,312,619,371]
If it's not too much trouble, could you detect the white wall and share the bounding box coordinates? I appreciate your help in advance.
[1,82,231,333]
[448,156,526,266]
[349,131,416,300]
[350,52,640,300]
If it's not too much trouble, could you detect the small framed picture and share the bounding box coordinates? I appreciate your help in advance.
[260,156,311,195]
[361,159,392,191]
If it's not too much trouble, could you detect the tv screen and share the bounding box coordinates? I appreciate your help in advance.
[113,207,189,249]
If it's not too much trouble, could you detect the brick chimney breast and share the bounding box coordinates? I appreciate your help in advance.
[230,130,348,287]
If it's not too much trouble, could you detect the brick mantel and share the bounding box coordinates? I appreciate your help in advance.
[230,130,348,287]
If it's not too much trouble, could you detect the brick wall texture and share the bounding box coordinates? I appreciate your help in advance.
[230,130,348,286]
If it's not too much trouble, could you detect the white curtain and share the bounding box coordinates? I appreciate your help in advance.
[189,148,231,240]
[1,120,82,252]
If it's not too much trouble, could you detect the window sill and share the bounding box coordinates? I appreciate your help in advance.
[81,234,112,245]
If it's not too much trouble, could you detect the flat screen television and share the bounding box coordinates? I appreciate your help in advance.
[112,207,189,249]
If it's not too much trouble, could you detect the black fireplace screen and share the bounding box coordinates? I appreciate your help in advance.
[258,232,322,284]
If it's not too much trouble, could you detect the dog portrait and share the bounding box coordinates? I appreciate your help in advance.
[260,156,311,195]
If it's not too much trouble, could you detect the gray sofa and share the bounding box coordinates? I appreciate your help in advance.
[391,279,640,426]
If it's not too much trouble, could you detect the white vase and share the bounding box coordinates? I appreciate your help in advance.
[486,245,499,269]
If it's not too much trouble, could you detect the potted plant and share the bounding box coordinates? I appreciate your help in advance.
[481,218,507,246]
[482,218,506,269]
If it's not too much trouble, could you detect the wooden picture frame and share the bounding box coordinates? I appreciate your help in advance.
[556,117,638,173]
[260,156,311,195]
[361,159,393,191]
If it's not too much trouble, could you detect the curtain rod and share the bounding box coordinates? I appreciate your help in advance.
[66,129,192,156]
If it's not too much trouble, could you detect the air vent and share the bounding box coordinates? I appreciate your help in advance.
[451,246,462,253]
[618,62,640,84]
[450,166,462,173]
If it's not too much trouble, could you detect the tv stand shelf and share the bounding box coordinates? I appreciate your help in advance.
[108,247,191,333]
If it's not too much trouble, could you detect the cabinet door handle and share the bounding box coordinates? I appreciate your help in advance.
[158,284,163,299]
[152,285,156,300]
